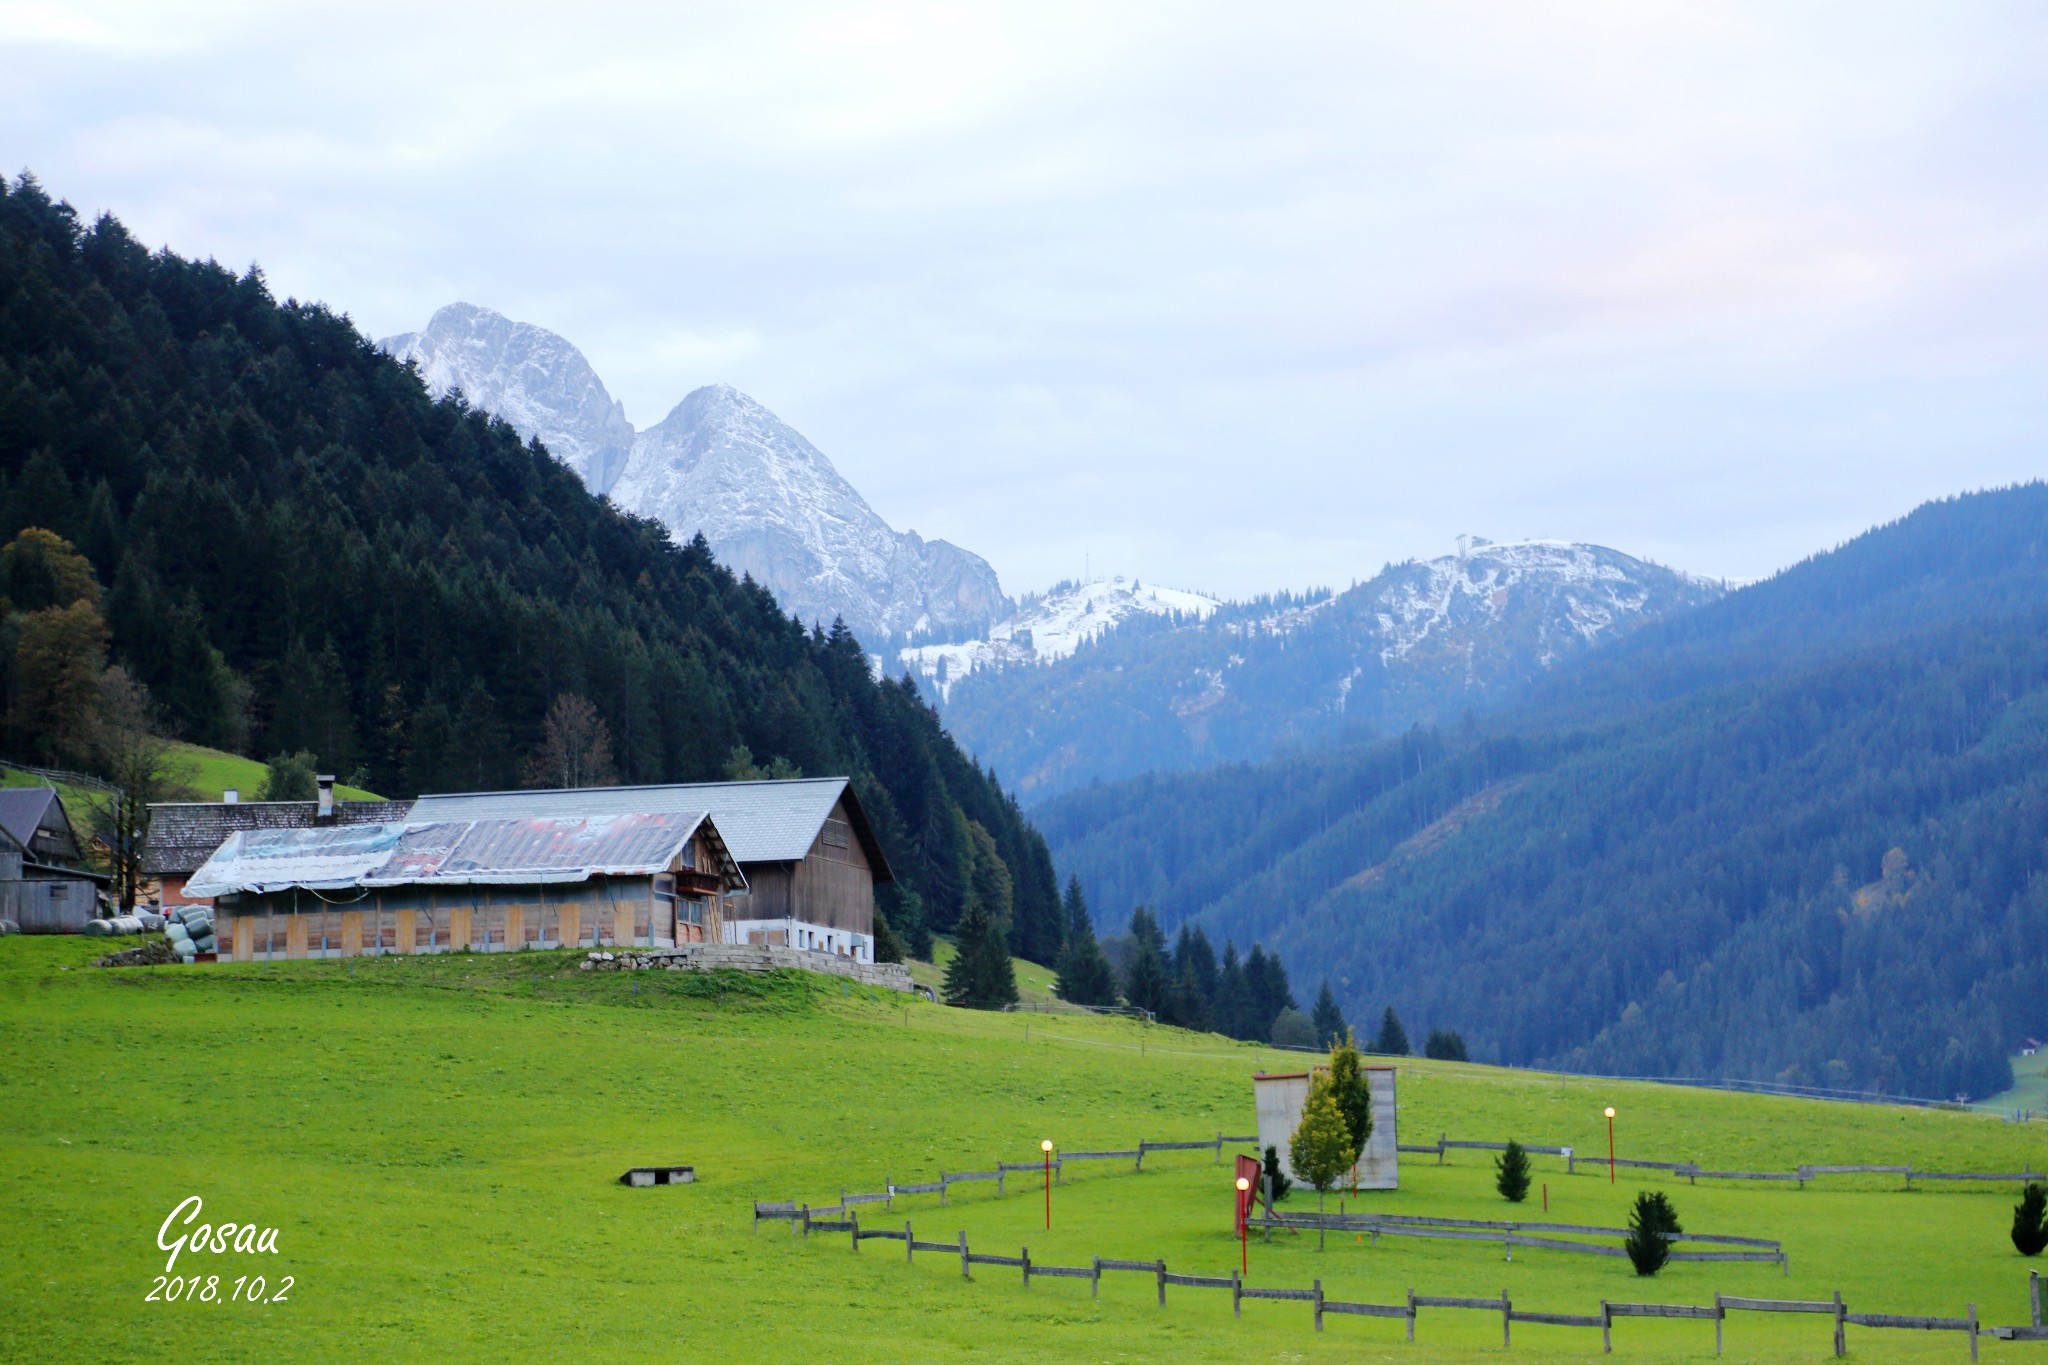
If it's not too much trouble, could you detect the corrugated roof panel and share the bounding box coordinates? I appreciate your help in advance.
[181,813,747,897]
[408,778,849,864]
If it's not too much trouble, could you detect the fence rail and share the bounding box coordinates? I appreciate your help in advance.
[774,1209,2022,1358]
[1397,1131,2037,1189]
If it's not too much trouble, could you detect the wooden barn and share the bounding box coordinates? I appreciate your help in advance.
[184,810,745,961]
[407,778,893,962]
[0,787,109,932]
[145,777,404,909]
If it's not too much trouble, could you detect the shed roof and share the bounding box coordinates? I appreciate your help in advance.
[144,799,409,876]
[408,777,891,880]
[182,812,745,899]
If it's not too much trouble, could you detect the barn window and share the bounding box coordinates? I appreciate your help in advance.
[822,819,850,850]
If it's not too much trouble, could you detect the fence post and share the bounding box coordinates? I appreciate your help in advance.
[998,1169,1005,1197]
[905,1221,913,1263]
[1407,1287,1416,1342]
[1832,1290,1845,1358]
[1215,1132,1223,1164]
[1438,1132,1447,1165]
[1601,1301,1611,1354]
[850,1211,859,1252]
[1156,1260,1166,1306]
[960,1231,970,1280]
[1714,1292,1723,1356]
[940,1176,948,1207]
[2033,1269,2043,1328]
[1136,1144,1146,1173]
[800,1204,810,1238]
[1232,1270,1241,1318]
[1502,1290,1511,1348]
[1021,1247,1030,1287]
[886,1182,893,1213]
[1091,1255,1101,1299]
[1968,1302,1978,1363]
[1314,1279,1324,1332]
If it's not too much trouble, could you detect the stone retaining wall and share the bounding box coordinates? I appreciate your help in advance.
[582,943,916,993]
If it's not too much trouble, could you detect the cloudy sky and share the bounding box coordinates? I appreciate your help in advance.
[7,1,2045,599]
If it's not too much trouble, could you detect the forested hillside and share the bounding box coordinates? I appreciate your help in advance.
[0,173,1059,961]
[1039,488,2048,1099]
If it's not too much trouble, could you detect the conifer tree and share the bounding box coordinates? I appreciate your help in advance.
[1424,1028,1469,1061]
[1327,1030,1373,1173]
[1261,1144,1293,1205]
[1214,943,1249,1038]
[2013,1182,2048,1256]
[1373,1006,1411,1056]
[1311,979,1347,1048]
[1121,918,1171,1019]
[1495,1139,1532,1203]
[942,898,1017,1009]
[1053,877,1119,1006]
[1624,1191,1682,1275]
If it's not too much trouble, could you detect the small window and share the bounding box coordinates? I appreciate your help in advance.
[822,819,850,850]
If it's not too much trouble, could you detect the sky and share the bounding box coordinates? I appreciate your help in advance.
[6,1,2045,600]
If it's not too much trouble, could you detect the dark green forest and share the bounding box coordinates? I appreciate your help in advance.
[0,173,1061,962]
[1039,488,2048,1099]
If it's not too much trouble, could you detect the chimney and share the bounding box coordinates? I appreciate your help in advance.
[316,775,336,824]
[223,789,239,804]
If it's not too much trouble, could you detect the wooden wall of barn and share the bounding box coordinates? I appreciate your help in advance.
[210,874,722,961]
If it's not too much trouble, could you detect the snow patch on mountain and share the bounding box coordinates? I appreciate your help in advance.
[900,576,1220,700]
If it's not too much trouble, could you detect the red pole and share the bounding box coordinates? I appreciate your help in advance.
[1607,1113,1616,1184]
[1239,1186,1248,1274]
[1044,1148,1052,1230]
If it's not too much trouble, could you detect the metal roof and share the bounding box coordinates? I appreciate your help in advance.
[183,812,745,899]
[407,777,891,879]
[144,799,409,875]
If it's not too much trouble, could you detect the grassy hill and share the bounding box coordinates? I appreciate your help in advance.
[4,935,2044,1363]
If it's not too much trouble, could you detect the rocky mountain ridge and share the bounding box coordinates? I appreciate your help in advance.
[380,304,1008,645]
[924,539,1724,798]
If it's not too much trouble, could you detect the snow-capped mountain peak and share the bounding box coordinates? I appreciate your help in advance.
[380,303,635,494]
[900,576,1220,700]
[379,306,1008,646]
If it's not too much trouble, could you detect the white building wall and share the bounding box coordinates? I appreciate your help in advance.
[1252,1068,1399,1190]
[720,916,871,963]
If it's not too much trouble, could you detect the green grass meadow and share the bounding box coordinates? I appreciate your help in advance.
[4,935,2044,1363]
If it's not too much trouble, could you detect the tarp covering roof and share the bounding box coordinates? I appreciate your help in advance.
[144,798,406,875]
[184,812,745,899]
[408,777,891,880]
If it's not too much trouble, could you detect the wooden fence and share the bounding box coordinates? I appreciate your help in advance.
[1248,1209,1787,1272]
[1399,1132,2041,1190]
[747,1132,1261,1214]
[767,1211,2024,1358]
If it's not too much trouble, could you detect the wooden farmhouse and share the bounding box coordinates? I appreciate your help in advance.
[407,778,894,962]
[184,811,745,962]
[146,777,404,909]
[0,786,109,932]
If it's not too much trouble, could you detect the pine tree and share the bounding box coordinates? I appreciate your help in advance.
[1327,1030,1373,1172]
[1373,1006,1411,1056]
[942,899,1017,1009]
[1311,979,1347,1048]
[1053,877,1119,1006]
[1121,921,1171,1019]
[1215,943,1249,1039]
[871,907,905,964]
[2013,1182,2048,1256]
[1424,1028,1469,1061]
[1261,1143,1292,1204]
[1495,1139,1532,1203]
[1624,1191,1682,1275]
